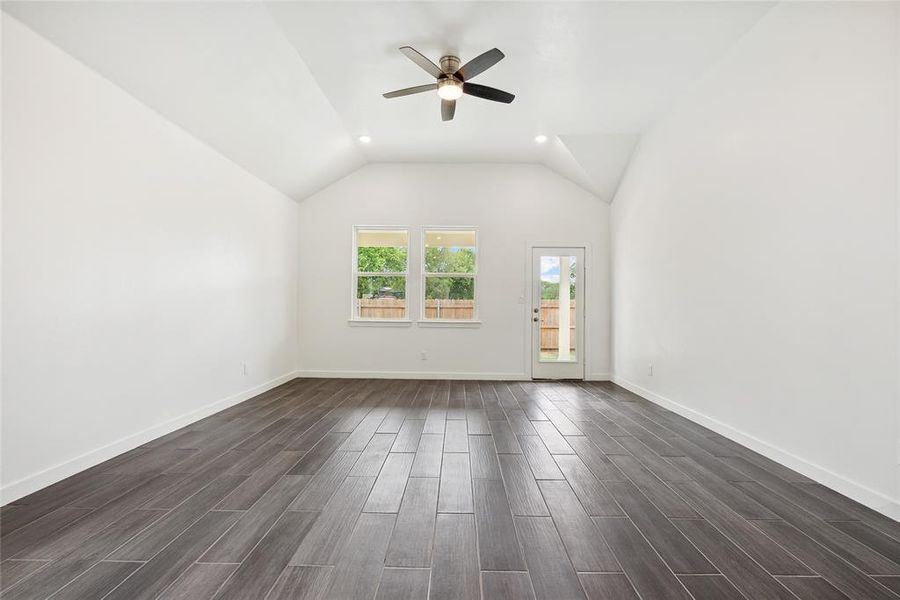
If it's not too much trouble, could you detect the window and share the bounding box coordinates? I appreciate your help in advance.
[422,228,478,321]
[353,227,409,320]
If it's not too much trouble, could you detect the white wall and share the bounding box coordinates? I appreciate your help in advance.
[896,1,900,511]
[1,16,300,502]
[611,3,900,514]
[296,163,610,380]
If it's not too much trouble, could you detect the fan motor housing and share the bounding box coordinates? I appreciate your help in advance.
[439,55,461,75]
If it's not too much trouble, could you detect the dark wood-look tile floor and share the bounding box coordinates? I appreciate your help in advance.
[3,378,900,599]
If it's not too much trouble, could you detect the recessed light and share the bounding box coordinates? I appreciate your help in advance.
[358,135,372,144]
[534,134,548,144]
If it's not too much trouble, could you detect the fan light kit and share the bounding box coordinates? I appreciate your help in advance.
[383,46,515,122]
[437,79,464,101]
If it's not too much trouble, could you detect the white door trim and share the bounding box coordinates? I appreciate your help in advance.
[524,241,591,380]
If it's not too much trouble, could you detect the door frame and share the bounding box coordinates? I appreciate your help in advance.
[524,241,592,380]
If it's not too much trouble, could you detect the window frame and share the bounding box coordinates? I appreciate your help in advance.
[351,225,411,323]
[420,226,480,324]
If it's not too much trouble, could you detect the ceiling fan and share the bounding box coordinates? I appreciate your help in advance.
[383,46,515,121]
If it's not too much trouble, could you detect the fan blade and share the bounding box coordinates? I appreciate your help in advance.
[455,48,504,81]
[383,83,438,98]
[399,46,443,79]
[442,99,456,121]
[463,83,515,104]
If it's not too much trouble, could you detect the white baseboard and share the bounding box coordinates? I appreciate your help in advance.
[295,369,528,381]
[296,370,611,382]
[0,371,300,505]
[612,375,900,520]
[586,372,612,381]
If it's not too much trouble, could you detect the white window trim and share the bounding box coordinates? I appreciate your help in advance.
[420,226,480,326]
[348,319,413,327]
[350,225,410,323]
[417,319,482,328]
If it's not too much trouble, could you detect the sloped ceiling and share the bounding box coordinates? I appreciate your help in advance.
[3,1,773,202]
[2,1,365,200]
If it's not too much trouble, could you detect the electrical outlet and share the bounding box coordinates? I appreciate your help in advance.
[648,363,653,376]
[242,362,248,376]
[421,350,428,361]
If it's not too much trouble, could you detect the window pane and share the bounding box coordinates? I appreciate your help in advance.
[424,229,475,248]
[357,229,409,247]
[540,256,576,300]
[357,229,408,273]
[424,276,474,320]
[539,255,576,361]
[424,230,476,273]
[356,275,406,319]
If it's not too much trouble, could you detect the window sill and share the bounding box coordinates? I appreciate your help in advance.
[347,319,413,327]
[417,320,483,329]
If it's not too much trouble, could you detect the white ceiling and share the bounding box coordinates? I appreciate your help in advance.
[4,1,773,202]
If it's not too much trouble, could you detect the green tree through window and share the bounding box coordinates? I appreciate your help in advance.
[357,246,407,299]
[424,247,475,274]
[541,268,577,300]
[424,246,475,300]
[357,246,407,273]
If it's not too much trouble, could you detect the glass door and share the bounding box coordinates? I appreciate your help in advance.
[532,247,585,380]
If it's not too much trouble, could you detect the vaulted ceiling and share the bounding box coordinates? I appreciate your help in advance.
[4,1,773,202]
